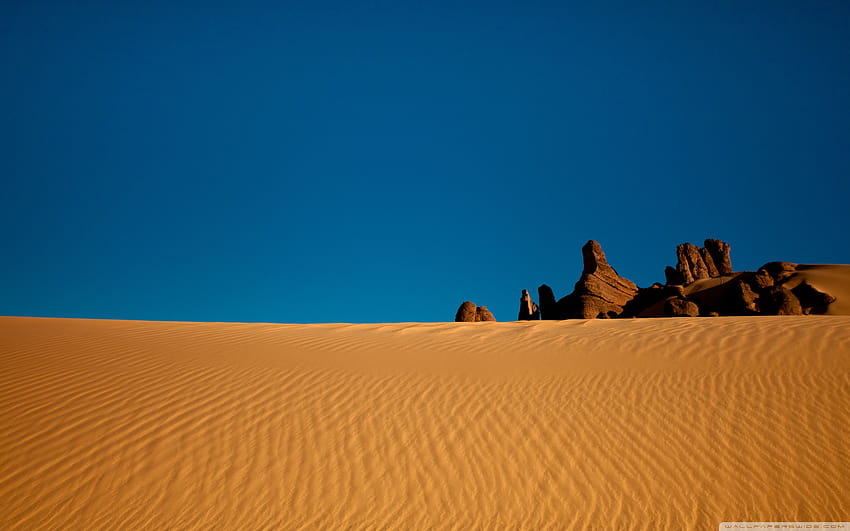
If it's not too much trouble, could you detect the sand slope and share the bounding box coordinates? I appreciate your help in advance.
[2,316,849,529]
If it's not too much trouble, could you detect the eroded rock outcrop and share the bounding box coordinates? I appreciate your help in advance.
[555,240,639,319]
[518,289,540,320]
[716,262,836,316]
[455,301,496,322]
[454,301,478,322]
[704,239,732,275]
[537,284,558,320]
[676,243,711,285]
[492,237,839,321]
[672,239,733,285]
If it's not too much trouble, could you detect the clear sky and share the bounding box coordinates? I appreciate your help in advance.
[3,1,849,323]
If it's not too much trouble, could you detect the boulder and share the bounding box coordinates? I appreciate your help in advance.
[760,286,803,315]
[664,298,700,317]
[761,262,798,283]
[725,280,760,315]
[752,268,774,290]
[791,281,836,315]
[455,301,478,322]
[704,239,732,275]
[537,284,558,320]
[518,289,540,320]
[476,306,497,321]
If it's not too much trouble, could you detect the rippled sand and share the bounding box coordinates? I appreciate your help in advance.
[2,316,849,529]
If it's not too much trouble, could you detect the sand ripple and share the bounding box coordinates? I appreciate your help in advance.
[1,316,849,529]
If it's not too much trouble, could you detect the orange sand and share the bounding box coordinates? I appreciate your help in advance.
[2,314,849,529]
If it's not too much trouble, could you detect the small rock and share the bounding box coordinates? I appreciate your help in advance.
[455,301,478,322]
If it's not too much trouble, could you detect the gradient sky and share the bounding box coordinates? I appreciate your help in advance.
[3,1,849,323]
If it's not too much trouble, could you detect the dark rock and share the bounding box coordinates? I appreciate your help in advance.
[674,239,733,284]
[518,289,540,320]
[791,281,836,315]
[623,283,679,317]
[704,239,733,275]
[665,266,685,286]
[575,295,627,319]
[676,243,710,284]
[537,284,558,320]
[700,247,719,278]
[455,301,478,322]
[664,298,700,317]
[559,240,638,319]
[760,286,803,315]
[761,262,798,283]
[725,280,761,315]
[476,306,497,321]
[752,269,774,290]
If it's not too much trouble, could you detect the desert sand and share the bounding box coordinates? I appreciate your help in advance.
[2,311,849,529]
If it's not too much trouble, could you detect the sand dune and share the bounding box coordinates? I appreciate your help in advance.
[2,315,849,529]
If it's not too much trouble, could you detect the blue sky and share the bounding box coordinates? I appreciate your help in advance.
[2,1,849,323]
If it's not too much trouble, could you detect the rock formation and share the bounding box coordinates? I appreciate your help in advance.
[725,280,761,315]
[718,262,837,316]
[752,268,774,289]
[455,301,496,322]
[704,239,732,275]
[518,289,540,320]
[761,262,798,283]
[537,284,558,320]
[454,301,478,322]
[475,236,838,322]
[555,240,639,319]
[675,243,710,285]
[672,239,733,285]
[700,247,719,278]
[760,286,803,316]
[791,281,836,314]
